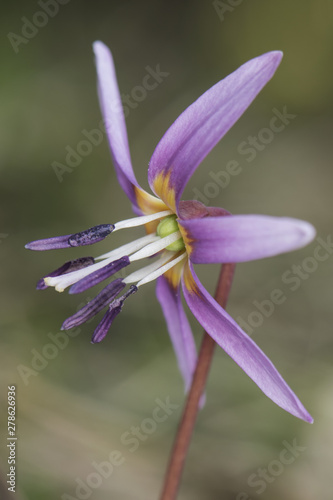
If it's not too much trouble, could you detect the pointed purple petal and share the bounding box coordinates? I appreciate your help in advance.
[148,51,282,211]
[62,279,125,330]
[156,276,197,392]
[37,257,95,290]
[93,41,138,201]
[93,41,158,211]
[69,256,130,294]
[182,262,313,422]
[179,215,316,263]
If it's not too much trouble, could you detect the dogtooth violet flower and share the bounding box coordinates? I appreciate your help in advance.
[26,42,315,422]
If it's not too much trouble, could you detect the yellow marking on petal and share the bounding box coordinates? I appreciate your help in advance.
[134,186,168,214]
[153,170,176,213]
[182,260,201,296]
[178,222,195,258]
[134,186,169,234]
[164,254,187,290]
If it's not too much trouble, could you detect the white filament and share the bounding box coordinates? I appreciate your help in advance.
[124,252,174,284]
[44,255,117,292]
[44,232,182,292]
[129,232,182,262]
[136,252,187,287]
[113,210,172,231]
[95,233,158,261]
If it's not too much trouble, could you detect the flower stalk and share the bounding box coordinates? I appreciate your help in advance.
[160,262,236,500]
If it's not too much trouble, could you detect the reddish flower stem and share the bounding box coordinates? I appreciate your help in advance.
[159,263,236,500]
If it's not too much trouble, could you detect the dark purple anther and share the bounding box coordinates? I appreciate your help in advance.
[61,279,126,330]
[68,224,114,247]
[37,257,95,290]
[91,285,138,343]
[69,256,130,294]
[91,304,123,343]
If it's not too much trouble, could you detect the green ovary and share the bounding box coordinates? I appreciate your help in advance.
[157,214,185,252]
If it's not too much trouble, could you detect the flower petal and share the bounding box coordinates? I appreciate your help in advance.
[179,215,316,263]
[148,51,282,211]
[181,261,313,422]
[93,41,137,199]
[156,275,197,392]
[93,41,165,214]
[178,200,229,220]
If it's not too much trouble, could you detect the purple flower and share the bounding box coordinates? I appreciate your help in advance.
[26,41,315,423]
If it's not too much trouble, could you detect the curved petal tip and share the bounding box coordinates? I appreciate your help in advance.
[270,50,283,65]
[296,220,316,248]
[305,412,314,424]
[259,50,283,71]
[93,40,107,55]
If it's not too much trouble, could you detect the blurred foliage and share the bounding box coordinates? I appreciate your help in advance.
[1,0,333,499]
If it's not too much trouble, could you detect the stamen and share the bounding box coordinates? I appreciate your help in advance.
[124,252,174,284]
[95,233,158,261]
[25,224,114,251]
[68,224,114,247]
[36,257,95,290]
[69,256,129,294]
[44,255,120,292]
[136,252,187,287]
[42,225,180,293]
[61,279,125,330]
[91,285,138,343]
[44,232,170,292]
[113,210,172,232]
[129,231,182,262]
[26,212,172,252]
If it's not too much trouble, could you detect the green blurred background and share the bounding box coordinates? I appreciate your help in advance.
[1,1,333,499]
